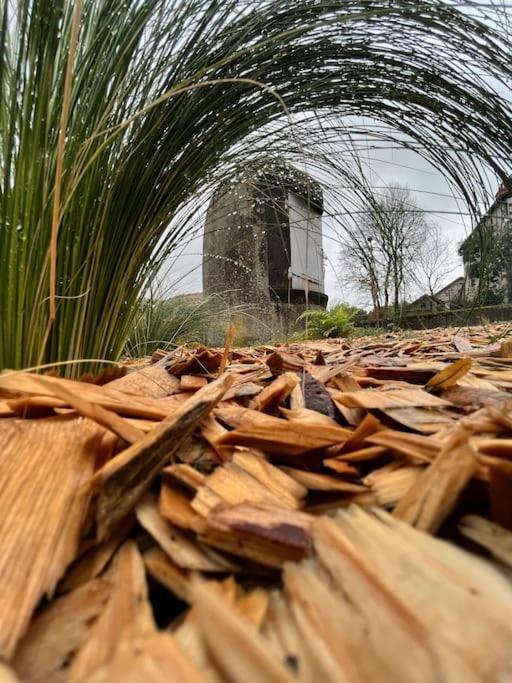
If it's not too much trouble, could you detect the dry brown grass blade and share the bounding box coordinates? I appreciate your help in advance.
[48,0,83,323]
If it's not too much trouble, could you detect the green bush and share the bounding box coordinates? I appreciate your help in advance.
[294,303,364,340]
[125,295,231,357]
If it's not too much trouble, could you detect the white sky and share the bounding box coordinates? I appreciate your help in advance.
[161,143,485,307]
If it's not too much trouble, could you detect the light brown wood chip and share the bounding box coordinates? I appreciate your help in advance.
[12,578,111,683]
[82,632,204,683]
[136,494,227,572]
[334,387,450,410]
[68,542,155,682]
[458,515,512,569]
[0,416,101,660]
[143,547,194,602]
[393,429,477,533]
[425,357,473,391]
[92,373,234,540]
[191,579,294,683]
[200,502,312,568]
[0,371,174,420]
[25,374,144,444]
[249,372,298,412]
[103,365,180,398]
[218,418,349,456]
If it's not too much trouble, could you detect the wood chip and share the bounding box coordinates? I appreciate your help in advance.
[393,430,477,532]
[0,416,101,660]
[93,374,234,540]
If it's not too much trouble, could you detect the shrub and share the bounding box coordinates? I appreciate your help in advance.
[295,303,363,339]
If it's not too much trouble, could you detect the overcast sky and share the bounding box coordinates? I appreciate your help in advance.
[160,141,489,307]
[156,0,508,309]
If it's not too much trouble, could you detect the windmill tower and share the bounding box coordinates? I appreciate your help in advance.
[203,166,327,340]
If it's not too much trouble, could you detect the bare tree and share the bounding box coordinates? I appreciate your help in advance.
[338,185,453,318]
[408,222,457,299]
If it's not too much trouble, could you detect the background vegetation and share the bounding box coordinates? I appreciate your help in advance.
[3,0,512,372]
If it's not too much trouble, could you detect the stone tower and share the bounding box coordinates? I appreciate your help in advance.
[203,167,327,341]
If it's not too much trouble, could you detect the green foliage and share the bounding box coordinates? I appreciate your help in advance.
[459,212,512,305]
[295,303,364,339]
[125,294,247,356]
[125,297,213,357]
[2,0,512,373]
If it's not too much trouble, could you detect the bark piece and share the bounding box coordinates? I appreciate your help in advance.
[200,503,312,568]
[302,371,336,418]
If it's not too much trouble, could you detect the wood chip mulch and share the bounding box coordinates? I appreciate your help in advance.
[2,324,512,681]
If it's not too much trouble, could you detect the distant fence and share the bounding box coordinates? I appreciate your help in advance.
[382,304,512,329]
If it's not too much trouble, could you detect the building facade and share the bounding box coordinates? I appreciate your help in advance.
[460,181,512,305]
[202,168,327,340]
[409,277,465,313]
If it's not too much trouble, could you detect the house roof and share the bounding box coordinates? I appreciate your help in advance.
[409,276,464,307]
[434,276,465,297]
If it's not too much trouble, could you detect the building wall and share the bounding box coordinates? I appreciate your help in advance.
[288,191,325,294]
[202,181,271,307]
[202,176,327,341]
[462,197,512,305]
